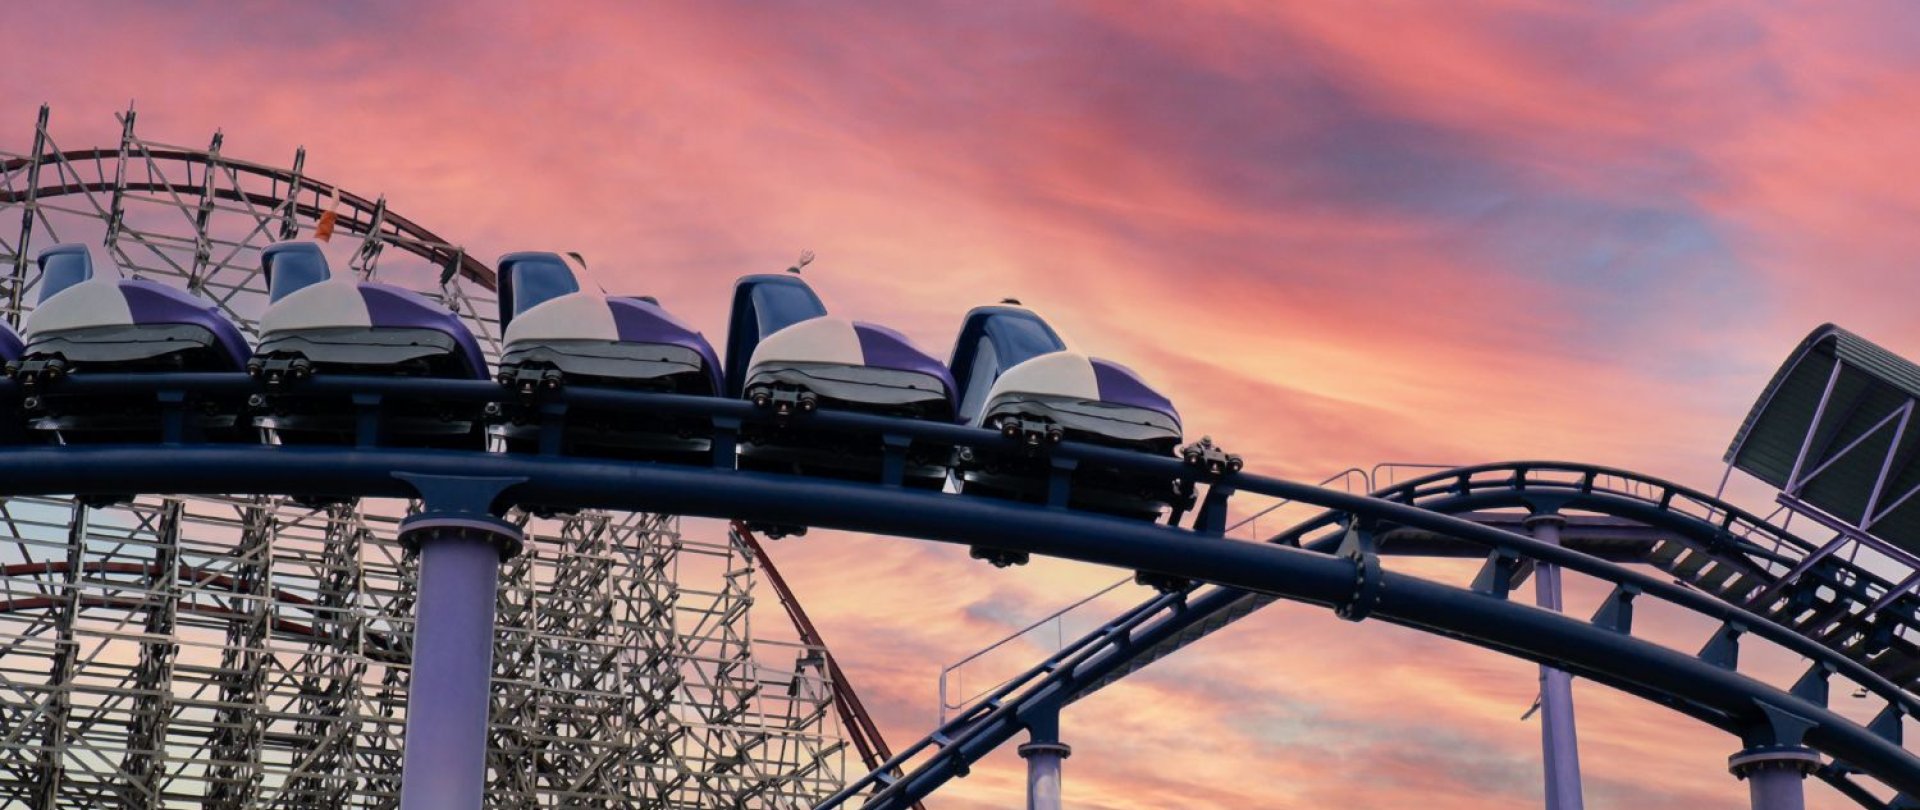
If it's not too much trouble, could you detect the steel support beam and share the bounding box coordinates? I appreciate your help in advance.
[9,105,49,321]
[1017,707,1068,810]
[284,504,368,805]
[103,107,134,249]
[1731,702,1823,810]
[122,499,181,806]
[394,475,524,810]
[33,501,84,810]
[206,499,274,810]
[397,525,506,810]
[1526,512,1585,810]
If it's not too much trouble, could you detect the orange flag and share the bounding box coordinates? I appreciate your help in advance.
[314,187,341,242]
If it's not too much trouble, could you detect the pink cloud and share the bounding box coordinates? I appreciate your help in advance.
[6,1,1914,806]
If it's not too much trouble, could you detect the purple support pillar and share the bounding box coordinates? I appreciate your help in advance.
[1729,746,1818,810]
[1526,513,1585,810]
[1018,707,1069,810]
[397,517,521,810]
[1018,740,1069,810]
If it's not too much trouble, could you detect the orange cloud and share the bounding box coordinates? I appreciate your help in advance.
[6,1,1913,806]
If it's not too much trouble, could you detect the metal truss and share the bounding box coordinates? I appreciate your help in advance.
[0,106,846,808]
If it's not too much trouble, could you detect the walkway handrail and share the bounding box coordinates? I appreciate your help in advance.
[1223,467,1370,535]
[937,578,1130,722]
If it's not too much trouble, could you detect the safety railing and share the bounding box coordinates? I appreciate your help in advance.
[936,578,1129,723]
[937,466,1372,722]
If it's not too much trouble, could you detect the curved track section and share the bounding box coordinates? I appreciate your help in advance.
[0,112,492,307]
[0,377,1915,806]
[0,146,489,285]
[844,461,1920,809]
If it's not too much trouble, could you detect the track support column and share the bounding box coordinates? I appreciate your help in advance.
[1729,746,1818,810]
[393,474,525,810]
[1731,703,1821,810]
[1017,705,1070,810]
[1525,510,1584,810]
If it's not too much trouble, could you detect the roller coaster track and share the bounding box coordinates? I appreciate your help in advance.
[0,142,493,288]
[0,375,1915,807]
[831,461,1920,809]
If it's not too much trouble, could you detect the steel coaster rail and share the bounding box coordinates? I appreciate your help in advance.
[2,375,1918,803]
[7,444,1918,801]
[849,461,1920,809]
[831,591,1188,808]
[1172,461,1912,702]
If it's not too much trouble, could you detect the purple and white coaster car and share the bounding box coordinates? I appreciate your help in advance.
[975,352,1181,452]
[8,244,250,441]
[252,241,485,381]
[742,316,956,420]
[15,243,249,376]
[725,267,955,493]
[248,241,486,445]
[947,302,1184,522]
[487,251,723,459]
[0,321,22,366]
[494,251,721,394]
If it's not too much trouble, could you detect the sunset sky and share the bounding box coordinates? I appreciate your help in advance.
[9,2,1920,807]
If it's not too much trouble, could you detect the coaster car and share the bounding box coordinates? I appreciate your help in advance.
[949,302,1184,520]
[248,241,486,445]
[0,324,17,442]
[487,251,723,460]
[727,262,955,488]
[7,244,250,442]
[742,317,955,421]
[0,323,20,364]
